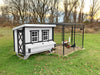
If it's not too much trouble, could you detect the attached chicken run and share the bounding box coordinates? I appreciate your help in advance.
[53,23,85,56]
[13,23,84,59]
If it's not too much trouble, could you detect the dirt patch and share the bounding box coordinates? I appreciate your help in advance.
[53,45,82,56]
[0,34,4,37]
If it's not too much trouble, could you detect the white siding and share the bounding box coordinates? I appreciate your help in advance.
[14,30,18,53]
[25,28,52,43]
[26,41,56,55]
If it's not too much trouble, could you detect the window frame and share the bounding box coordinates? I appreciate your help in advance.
[42,30,49,41]
[30,30,39,43]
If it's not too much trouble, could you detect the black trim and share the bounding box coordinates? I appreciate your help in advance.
[46,23,84,26]
[25,39,53,44]
[62,25,65,55]
[42,30,49,42]
[23,27,26,56]
[17,30,19,53]
[13,30,15,52]
[30,30,39,43]
[25,42,33,44]
[82,25,85,48]
[74,24,76,48]
[71,26,73,45]
[28,48,31,53]
[52,27,54,41]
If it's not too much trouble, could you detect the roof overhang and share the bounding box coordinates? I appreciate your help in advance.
[13,24,56,30]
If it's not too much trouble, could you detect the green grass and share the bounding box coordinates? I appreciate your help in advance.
[0,27,100,75]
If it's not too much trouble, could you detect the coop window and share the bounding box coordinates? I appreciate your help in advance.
[42,30,49,41]
[30,30,39,42]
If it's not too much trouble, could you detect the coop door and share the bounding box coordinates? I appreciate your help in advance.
[17,30,24,55]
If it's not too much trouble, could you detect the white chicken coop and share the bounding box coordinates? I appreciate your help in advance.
[13,24,56,59]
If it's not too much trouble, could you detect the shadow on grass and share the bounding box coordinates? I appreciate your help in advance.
[8,52,50,60]
[28,50,84,61]
[7,50,84,63]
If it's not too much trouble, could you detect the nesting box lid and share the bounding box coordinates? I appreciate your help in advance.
[13,24,56,30]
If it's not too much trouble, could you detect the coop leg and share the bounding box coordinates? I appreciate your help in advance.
[24,55,30,59]
[16,53,30,59]
[16,53,19,57]
[81,48,85,50]
[16,53,24,59]
[49,49,52,54]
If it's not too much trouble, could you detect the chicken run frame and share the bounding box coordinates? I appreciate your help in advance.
[13,23,84,59]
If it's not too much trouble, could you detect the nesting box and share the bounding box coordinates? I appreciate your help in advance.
[13,24,56,59]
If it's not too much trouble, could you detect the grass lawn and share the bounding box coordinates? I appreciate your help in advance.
[0,27,100,75]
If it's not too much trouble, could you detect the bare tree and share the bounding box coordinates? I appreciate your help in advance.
[73,3,78,23]
[49,0,58,23]
[78,0,84,23]
[3,0,88,25]
[0,6,9,22]
[4,0,60,24]
[4,0,30,24]
[29,0,53,23]
[63,0,78,23]
[89,0,100,23]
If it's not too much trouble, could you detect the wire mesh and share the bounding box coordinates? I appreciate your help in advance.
[54,25,62,45]
[54,25,84,55]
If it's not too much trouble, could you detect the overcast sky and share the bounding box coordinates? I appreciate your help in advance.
[0,0,4,5]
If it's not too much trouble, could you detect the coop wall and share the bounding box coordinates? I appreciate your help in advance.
[13,28,23,53]
[13,27,53,55]
[13,30,18,53]
[25,27,52,43]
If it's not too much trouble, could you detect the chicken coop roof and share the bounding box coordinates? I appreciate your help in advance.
[13,24,56,30]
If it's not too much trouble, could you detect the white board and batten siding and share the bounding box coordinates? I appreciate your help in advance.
[25,27,52,43]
